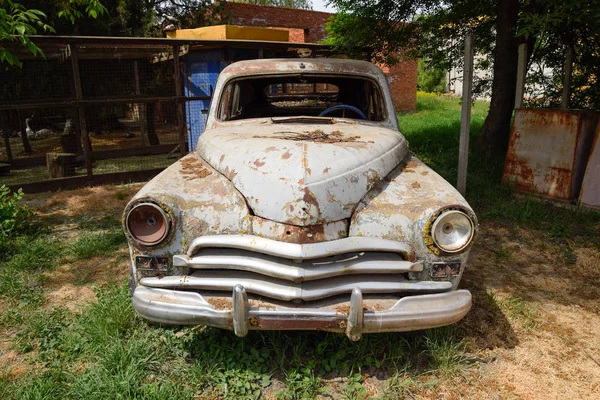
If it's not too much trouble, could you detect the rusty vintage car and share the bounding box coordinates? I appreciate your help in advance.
[123,59,476,340]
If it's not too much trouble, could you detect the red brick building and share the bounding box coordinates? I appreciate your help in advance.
[222,2,417,112]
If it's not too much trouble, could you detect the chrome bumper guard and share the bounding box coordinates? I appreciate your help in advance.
[132,286,472,341]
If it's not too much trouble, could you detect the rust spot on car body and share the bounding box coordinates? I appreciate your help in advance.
[180,157,212,180]
[323,167,330,174]
[281,150,292,159]
[411,182,421,189]
[256,129,362,143]
[206,298,232,310]
[303,188,320,209]
[254,159,266,167]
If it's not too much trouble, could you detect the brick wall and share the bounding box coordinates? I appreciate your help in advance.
[386,57,418,113]
[222,2,417,112]
[223,2,329,43]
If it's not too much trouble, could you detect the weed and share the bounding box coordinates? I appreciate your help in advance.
[67,230,126,260]
[493,247,514,261]
[76,283,136,349]
[114,190,127,200]
[421,328,469,375]
[14,307,74,355]
[384,372,421,399]
[0,268,46,306]
[0,185,34,237]
[497,294,539,330]
[76,215,121,231]
[278,360,325,400]
[341,373,366,399]
[548,223,571,238]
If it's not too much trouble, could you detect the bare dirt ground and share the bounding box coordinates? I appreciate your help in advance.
[13,184,600,399]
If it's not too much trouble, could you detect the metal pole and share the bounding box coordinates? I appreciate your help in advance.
[561,45,573,109]
[514,43,528,109]
[70,44,93,178]
[457,30,474,196]
[173,45,186,156]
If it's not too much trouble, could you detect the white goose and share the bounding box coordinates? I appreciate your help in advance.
[26,117,54,140]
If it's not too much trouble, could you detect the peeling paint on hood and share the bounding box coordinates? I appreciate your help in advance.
[197,123,409,226]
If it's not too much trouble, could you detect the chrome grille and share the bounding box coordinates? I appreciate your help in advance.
[141,235,450,301]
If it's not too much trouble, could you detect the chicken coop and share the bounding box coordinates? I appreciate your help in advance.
[0,35,340,192]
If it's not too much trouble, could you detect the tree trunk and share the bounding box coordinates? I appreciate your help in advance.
[477,0,519,159]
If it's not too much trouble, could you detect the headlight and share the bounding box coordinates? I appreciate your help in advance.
[431,210,474,253]
[126,203,171,246]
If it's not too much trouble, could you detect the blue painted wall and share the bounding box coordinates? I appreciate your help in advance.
[183,48,263,151]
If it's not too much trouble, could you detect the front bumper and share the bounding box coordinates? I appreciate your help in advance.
[132,285,472,340]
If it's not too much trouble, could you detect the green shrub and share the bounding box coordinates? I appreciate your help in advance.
[0,185,33,237]
[417,59,447,93]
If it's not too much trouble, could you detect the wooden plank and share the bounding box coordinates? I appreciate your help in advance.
[0,96,212,111]
[8,143,179,169]
[457,30,474,196]
[7,168,164,194]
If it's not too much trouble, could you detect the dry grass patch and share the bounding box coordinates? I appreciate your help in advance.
[44,255,129,311]
[25,183,143,219]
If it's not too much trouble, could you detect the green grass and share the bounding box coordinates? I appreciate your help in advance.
[0,282,474,399]
[4,92,599,398]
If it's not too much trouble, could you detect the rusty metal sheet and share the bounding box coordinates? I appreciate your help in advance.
[579,122,600,208]
[503,109,598,200]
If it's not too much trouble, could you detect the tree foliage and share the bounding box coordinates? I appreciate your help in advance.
[0,0,107,66]
[325,0,600,158]
[418,59,446,93]
[228,0,313,10]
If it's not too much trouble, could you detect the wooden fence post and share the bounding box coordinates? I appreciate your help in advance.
[457,29,474,196]
[70,44,93,178]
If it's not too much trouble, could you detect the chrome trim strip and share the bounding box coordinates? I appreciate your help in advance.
[173,249,422,282]
[131,287,472,335]
[185,235,412,260]
[140,271,452,302]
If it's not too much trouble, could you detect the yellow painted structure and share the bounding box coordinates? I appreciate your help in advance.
[166,25,289,42]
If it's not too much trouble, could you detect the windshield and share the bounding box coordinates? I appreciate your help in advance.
[217,75,386,122]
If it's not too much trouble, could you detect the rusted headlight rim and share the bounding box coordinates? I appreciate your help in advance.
[425,206,477,255]
[125,202,172,247]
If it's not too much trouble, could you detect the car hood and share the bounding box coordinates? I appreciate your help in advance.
[196,122,408,226]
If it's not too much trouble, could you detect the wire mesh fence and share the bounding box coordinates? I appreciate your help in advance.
[0,36,344,192]
[0,41,186,191]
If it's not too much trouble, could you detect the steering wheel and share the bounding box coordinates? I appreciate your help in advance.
[318,105,367,120]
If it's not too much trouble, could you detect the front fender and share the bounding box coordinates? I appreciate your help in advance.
[124,153,251,256]
[350,155,477,262]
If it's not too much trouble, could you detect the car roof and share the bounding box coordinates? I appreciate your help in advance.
[219,58,385,80]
